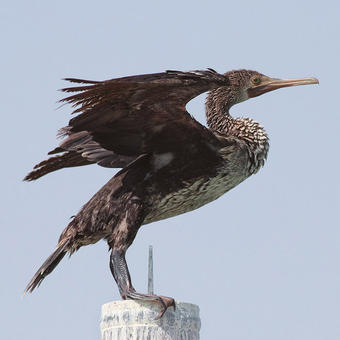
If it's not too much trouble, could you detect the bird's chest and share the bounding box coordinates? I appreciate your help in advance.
[143,167,248,224]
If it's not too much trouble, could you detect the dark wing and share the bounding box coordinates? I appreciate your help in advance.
[24,69,229,181]
[24,129,135,181]
[51,129,135,168]
[61,69,229,156]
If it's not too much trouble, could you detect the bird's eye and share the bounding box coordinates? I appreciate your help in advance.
[251,77,261,85]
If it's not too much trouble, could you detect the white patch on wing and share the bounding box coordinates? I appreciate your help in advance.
[152,152,174,171]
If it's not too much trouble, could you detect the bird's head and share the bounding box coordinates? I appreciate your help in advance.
[224,69,319,105]
[206,69,318,130]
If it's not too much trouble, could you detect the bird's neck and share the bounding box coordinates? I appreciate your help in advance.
[205,87,235,131]
[206,88,269,174]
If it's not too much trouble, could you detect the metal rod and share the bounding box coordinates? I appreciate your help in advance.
[148,245,154,294]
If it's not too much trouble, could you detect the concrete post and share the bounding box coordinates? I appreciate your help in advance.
[100,300,201,340]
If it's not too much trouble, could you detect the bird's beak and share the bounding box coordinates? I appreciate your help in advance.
[247,76,319,98]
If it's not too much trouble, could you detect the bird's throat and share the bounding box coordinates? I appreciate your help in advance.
[230,117,269,174]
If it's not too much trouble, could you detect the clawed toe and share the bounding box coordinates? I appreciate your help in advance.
[124,290,175,319]
[155,295,175,319]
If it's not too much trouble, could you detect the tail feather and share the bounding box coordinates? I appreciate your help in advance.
[24,240,70,294]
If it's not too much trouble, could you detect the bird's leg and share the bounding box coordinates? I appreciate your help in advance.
[109,249,175,319]
[108,198,175,319]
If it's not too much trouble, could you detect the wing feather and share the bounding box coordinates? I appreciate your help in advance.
[25,69,230,181]
[61,69,230,156]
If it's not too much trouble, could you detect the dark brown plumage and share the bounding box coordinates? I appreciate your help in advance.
[24,68,318,318]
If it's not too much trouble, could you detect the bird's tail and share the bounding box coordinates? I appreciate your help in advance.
[24,239,70,294]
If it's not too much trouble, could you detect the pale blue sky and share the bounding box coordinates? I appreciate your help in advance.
[2,1,340,339]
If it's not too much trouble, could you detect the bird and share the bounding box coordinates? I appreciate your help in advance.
[24,68,318,318]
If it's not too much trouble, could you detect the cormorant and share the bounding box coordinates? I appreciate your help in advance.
[24,69,318,318]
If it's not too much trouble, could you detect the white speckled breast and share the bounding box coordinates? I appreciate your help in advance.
[143,166,249,225]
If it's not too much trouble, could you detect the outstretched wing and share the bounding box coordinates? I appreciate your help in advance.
[60,69,229,157]
[25,69,230,181]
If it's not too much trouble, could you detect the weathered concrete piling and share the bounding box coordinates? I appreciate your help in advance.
[100,300,201,340]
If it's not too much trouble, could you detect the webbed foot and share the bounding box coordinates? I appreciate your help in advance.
[124,289,175,319]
